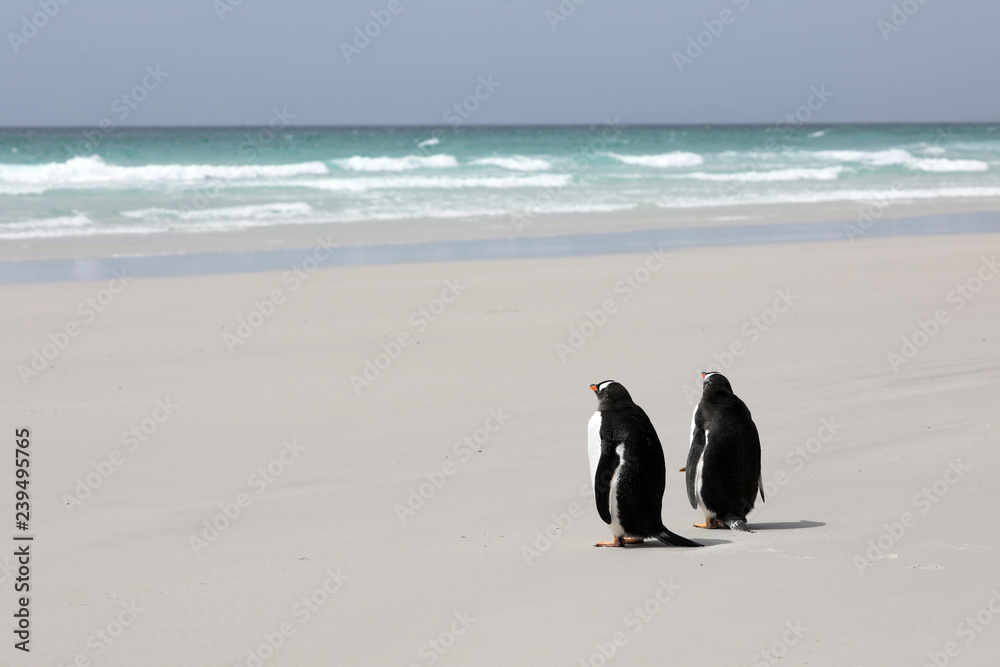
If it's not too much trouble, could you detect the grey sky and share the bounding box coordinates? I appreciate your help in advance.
[2,0,998,126]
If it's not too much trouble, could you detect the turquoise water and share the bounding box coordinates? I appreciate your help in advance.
[1,124,999,240]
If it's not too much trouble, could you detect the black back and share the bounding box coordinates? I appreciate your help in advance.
[686,373,761,519]
[593,381,667,537]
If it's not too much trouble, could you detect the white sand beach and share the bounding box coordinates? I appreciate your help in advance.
[3,230,1000,666]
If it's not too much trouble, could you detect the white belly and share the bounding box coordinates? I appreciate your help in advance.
[609,444,625,536]
[587,412,602,489]
[694,429,715,520]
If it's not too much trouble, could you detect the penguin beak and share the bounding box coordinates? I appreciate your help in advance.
[589,384,599,392]
[701,372,707,379]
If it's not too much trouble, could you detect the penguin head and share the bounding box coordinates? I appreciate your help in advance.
[700,371,734,397]
[590,380,635,410]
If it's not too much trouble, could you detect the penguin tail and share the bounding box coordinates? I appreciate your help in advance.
[724,516,753,532]
[655,527,704,548]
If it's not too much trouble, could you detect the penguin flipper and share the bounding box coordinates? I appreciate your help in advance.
[758,474,765,503]
[594,449,619,525]
[655,526,704,548]
[685,410,706,509]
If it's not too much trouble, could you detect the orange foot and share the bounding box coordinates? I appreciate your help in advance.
[694,518,725,529]
[594,536,625,547]
[624,537,644,544]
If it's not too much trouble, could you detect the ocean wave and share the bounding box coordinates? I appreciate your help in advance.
[122,202,315,222]
[470,156,552,171]
[417,137,440,148]
[906,158,990,172]
[334,155,459,171]
[686,167,843,182]
[608,152,705,168]
[811,149,989,172]
[656,185,1000,210]
[0,156,329,193]
[0,212,94,239]
[0,212,155,239]
[295,174,572,192]
[327,201,633,223]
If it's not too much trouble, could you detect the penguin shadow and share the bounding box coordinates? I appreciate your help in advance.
[746,520,826,531]
[625,537,732,548]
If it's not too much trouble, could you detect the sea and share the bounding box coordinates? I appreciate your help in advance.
[1,124,999,242]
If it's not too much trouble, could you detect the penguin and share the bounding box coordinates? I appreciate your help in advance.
[686,372,764,532]
[588,381,702,548]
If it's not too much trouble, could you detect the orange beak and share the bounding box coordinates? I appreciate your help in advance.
[590,384,599,392]
[701,372,707,379]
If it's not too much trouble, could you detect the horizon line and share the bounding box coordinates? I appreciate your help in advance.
[1,121,998,131]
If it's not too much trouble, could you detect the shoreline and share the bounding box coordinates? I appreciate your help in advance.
[5,196,1000,263]
[3,206,1000,285]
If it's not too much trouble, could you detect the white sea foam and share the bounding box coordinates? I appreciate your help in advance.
[906,158,989,172]
[417,137,440,148]
[316,200,634,224]
[121,202,314,222]
[0,156,329,194]
[608,151,705,168]
[812,149,989,172]
[295,174,572,192]
[686,166,843,182]
[813,149,914,166]
[0,212,94,239]
[334,155,459,171]
[0,212,159,239]
[655,185,1000,210]
[470,156,552,171]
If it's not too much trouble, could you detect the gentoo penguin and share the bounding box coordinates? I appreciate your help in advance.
[588,381,702,548]
[686,372,764,532]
